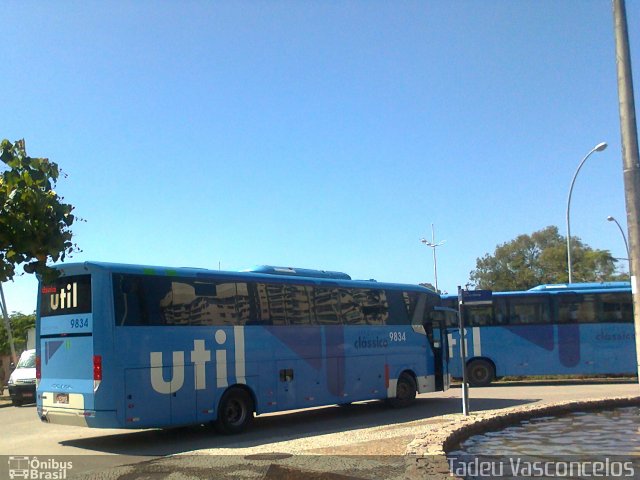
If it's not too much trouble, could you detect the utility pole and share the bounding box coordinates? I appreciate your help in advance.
[457,286,470,416]
[612,0,640,386]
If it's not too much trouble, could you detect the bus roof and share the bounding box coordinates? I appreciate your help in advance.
[245,265,352,280]
[527,282,631,292]
[51,261,433,293]
[441,281,632,300]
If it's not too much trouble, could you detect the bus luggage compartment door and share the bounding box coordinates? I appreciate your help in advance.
[125,366,196,427]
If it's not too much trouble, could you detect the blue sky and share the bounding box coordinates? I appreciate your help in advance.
[2,1,639,314]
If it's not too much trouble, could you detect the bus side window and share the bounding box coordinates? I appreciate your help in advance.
[467,305,491,326]
[266,284,287,325]
[402,292,427,326]
[285,285,314,325]
[494,298,508,324]
[314,288,340,325]
[115,275,135,326]
[340,289,364,325]
[360,289,389,325]
[236,283,252,325]
[600,293,632,323]
[508,296,550,325]
[115,275,153,326]
[386,290,410,325]
[558,294,597,324]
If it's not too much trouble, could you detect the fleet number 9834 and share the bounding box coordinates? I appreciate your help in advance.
[70,318,89,329]
[389,331,406,342]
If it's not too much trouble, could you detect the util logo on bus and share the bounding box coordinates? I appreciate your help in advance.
[150,327,246,395]
[43,283,78,311]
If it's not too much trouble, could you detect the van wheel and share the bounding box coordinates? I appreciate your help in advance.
[467,359,495,387]
[214,388,254,435]
[387,373,417,408]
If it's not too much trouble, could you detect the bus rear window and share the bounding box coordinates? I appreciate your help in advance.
[39,275,92,317]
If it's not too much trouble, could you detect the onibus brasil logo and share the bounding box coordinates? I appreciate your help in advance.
[8,457,73,479]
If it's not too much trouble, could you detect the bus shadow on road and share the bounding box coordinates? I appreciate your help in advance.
[60,395,537,456]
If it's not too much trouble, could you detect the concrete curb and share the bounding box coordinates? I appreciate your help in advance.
[403,396,640,480]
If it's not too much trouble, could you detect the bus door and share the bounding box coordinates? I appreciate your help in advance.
[428,308,454,391]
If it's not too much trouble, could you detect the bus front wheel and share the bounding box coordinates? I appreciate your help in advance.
[387,372,417,408]
[214,388,254,435]
[467,359,495,387]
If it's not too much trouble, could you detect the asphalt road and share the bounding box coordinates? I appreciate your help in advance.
[0,381,637,479]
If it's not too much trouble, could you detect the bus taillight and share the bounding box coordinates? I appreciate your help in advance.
[93,355,102,381]
[36,355,41,380]
[93,355,102,392]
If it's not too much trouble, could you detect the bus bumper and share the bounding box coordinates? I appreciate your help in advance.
[38,391,118,428]
[38,406,119,428]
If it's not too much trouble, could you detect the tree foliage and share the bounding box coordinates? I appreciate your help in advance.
[0,312,35,355]
[469,226,625,291]
[0,139,79,283]
[419,282,439,293]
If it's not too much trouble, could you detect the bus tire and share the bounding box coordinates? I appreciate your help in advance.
[387,372,417,408]
[214,388,254,435]
[467,359,495,387]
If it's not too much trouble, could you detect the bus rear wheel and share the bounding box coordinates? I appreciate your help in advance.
[214,388,254,435]
[467,359,495,387]
[387,372,417,408]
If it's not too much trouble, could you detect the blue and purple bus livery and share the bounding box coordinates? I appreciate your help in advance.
[442,282,635,386]
[36,262,450,433]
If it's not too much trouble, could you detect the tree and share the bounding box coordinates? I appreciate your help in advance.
[469,226,625,291]
[1,139,80,361]
[0,312,35,355]
[0,139,78,283]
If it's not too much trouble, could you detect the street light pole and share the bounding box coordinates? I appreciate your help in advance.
[607,216,631,268]
[612,0,640,388]
[566,142,608,284]
[420,224,445,292]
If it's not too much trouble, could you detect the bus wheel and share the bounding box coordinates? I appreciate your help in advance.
[467,359,495,387]
[387,373,417,408]
[215,388,254,435]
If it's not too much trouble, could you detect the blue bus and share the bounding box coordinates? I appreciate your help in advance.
[441,282,636,386]
[36,262,450,433]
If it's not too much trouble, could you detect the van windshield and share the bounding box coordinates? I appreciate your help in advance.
[17,351,36,368]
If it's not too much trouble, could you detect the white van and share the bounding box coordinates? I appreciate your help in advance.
[8,349,36,406]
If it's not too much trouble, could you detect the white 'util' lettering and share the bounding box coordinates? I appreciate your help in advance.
[150,351,185,394]
[50,283,78,311]
[149,331,231,394]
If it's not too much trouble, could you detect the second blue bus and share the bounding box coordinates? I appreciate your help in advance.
[442,282,636,386]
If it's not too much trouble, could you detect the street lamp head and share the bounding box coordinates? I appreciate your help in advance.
[595,142,608,152]
[607,216,615,222]
[420,238,446,247]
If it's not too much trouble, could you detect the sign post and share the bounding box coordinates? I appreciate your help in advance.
[457,287,493,416]
[457,286,470,416]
